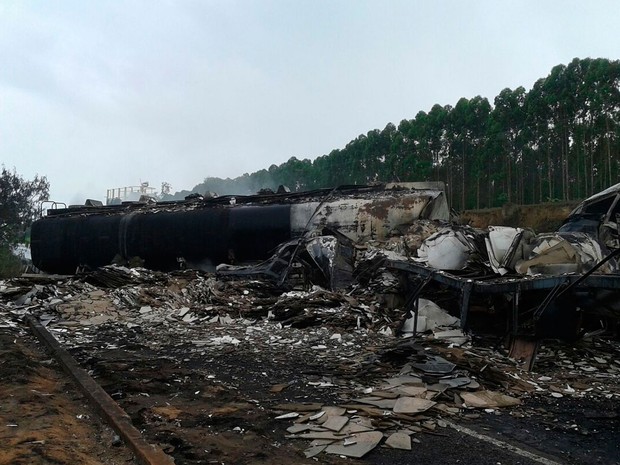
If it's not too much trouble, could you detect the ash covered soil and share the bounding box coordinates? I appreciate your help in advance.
[1,267,619,465]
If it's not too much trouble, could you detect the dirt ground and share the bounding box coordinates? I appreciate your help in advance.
[0,329,136,465]
[461,202,578,232]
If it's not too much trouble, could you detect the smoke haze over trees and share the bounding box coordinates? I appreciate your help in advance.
[174,58,620,211]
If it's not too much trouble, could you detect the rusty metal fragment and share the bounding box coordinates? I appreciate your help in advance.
[25,315,174,465]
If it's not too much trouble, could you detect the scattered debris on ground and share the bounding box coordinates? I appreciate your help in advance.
[3,183,620,464]
[1,262,619,463]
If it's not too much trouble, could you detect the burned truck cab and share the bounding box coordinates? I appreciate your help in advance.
[559,182,620,250]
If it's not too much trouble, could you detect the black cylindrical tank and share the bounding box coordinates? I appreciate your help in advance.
[31,214,121,274]
[31,204,292,273]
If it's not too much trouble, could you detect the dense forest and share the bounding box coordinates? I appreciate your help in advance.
[175,58,620,211]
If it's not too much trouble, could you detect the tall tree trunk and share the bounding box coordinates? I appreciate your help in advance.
[487,156,492,208]
[607,117,612,188]
[461,140,466,210]
[519,154,525,204]
[583,141,588,198]
[576,137,581,199]
[563,122,568,200]
[538,161,543,203]
[448,160,453,210]
[590,123,595,196]
[507,150,512,203]
[547,142,553,201]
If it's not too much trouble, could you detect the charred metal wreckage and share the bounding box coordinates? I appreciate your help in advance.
[32,183,448,274]
[31,182,620,360]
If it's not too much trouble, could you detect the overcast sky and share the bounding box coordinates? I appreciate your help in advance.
[1,1,619,204]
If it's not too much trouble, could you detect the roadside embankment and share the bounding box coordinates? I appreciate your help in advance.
[460,202,579,233]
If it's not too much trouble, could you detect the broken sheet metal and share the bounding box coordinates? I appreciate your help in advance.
[485,226,526,275]
[415,225,617,277]
[514,232,614,275]
[217,213,620,342]
[416,226,488,271]
[379,188,620,341]
[31,183,449,274]
[480,226,616,276]
[216,233,354,290]
[400,298,462,338]
[389,257,620,341]
[276,339,525,459]
[217,220,620,341]
[417,229,471,270]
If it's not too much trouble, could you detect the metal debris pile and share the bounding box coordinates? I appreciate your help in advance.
[1,264,620,459]
[274,342,521,458]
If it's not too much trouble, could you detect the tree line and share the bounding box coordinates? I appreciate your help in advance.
[0,167,49,277]
[177,57,620,211]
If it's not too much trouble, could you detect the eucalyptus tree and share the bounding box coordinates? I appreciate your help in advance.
[489,86,527,204]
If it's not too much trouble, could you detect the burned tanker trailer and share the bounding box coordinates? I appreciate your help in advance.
[31,183,449,274]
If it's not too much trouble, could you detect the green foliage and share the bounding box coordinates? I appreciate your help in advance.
[177,58,620,211]
[0,245,24,279]
[0,167,49,246]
